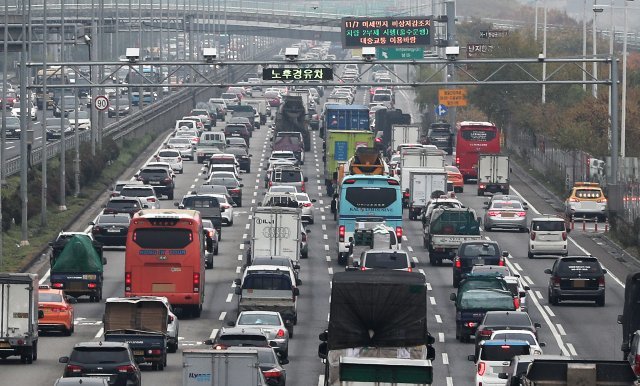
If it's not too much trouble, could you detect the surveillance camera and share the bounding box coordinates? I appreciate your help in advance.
[203,47,217,62]
[285,47,299,61]
[125,47,140,63]
[362,47,376,61]
[445,46,460,56]
[538,52,545,61]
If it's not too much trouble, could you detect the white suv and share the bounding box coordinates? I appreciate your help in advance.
[527,216,569,259]
[469,339,531,386]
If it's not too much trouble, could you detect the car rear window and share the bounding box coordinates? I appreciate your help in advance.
[557,259,602,276]
[120,188,155,197]
[97,215,130,224]
[168,138,191,145]
[238,314,281,326]
[575,189,602,199]
[480,344,530,361]
[531,220,565,231]
[251,258,289,268]
[242,274,293,290]
[257,349,278,364]
[484,312,531,326]
[217,335,267,347]
[363,252,409,269]
[460,243,499,258]
[70,347,130,364]
[491,201,523,210]
[139,170,168,179]
[182,196,220,208]
[40,293,63,302]
[133,229,192,249]
[493,333,536,345]
[273,170,303,183]
[210,178,237,187]
[107,200,139,209]
[158,150,180,158]
[264,196,298,207]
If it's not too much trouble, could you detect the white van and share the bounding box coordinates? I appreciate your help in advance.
[527,216,569,259]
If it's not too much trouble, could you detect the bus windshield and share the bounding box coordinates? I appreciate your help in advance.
[133,228,192,249]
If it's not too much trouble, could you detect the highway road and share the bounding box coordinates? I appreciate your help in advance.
[0,72,634,386]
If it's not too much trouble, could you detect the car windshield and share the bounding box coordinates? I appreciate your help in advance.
[531,220,565,231]
[238,314,281,326]
[168,138,191,145]
[97,215,130,224]
[107,200,139,209]
[460,243,499,257]
[139,169,168,179]
[480,344,530,361]
[363,252,409,269]
[557,260,602,277]
[209,178,238,187]
[295,193,309,202]
[40,293,63,302]
[182,196,220,208]
[202,220,213,228]
[273,170,302,183]
[221,93,237,99]
[70,347,130,364]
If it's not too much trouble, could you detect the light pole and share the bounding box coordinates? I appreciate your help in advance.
[541,0,547,103]
[593,2,601,98]
[583,0,588,91]
[620,0,636,158]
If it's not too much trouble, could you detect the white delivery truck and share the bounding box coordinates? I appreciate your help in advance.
[250,207,302,263]
[0,273,40,364]
[477,154,510,196]
[391,124,421,152]
[243,98,269,125]
[182,348,268,386]
[400,147,445,169]
[406,169,448,220]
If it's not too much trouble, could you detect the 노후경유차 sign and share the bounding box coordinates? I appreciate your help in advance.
[263,68,333,81]
[341,17,431,48]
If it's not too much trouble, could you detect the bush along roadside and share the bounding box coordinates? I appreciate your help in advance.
[0,133,156,272]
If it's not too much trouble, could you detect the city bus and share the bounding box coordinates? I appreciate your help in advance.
[336,174,403,265]
[124,209,207,317]
[35,66,71,109]
[455,121,501,181]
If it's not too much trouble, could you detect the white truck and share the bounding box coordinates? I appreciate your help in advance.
[391,124,421,153]
[0,273,40,364]
[405,169,448,220]
[243,98,269,125]
[477,154,510,196]
[400,147,445,170]
[182,348,268,386]
[250,207,302,263]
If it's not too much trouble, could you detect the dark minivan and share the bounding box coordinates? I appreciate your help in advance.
[453,241,508,288]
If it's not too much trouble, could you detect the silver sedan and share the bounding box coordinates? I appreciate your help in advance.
[231,311,291,358]
[483,200,528,232]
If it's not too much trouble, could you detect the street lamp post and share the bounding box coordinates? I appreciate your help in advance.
[541,0,547,103]
[593,2,601,98]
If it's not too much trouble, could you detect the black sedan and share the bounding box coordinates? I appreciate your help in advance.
[254,347,288,386]
[4,116,21,138]
[208,177,243,207]
[90,213,131,246]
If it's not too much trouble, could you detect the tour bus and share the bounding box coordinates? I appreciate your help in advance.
[455,121,501,181]
[336,174,403,265]
[124,209,207,317]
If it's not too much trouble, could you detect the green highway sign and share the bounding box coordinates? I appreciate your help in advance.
[376,47,424,60]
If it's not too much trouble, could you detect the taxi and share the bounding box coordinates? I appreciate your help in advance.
[446,165,464,193]
[564,182,607,221]
[38,285,76,335]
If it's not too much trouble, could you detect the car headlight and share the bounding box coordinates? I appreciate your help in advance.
[533,350,542,355]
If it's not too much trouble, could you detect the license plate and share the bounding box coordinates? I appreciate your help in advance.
[150,181,161,185]
[476,258,485,265]
[572,280,586,288]
[134,350,144,356]
[0,342,11,348]
[501,212,514,218]
[88,375,111,381]
[107,229,120,233]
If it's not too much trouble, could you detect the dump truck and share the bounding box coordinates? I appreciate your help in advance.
[323,130,374,192]
[275,95,310,151]
[49,234,104,302]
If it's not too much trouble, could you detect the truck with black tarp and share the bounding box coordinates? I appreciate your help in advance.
[519,359,637,386]
[318,271,435,386]
[275,95,310,151]
[49,234,104,302]
[103,297,168,371]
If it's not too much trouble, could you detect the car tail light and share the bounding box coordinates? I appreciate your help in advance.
[148,198,156,202]
[562,231,567,241]
[92,226,101,233]
[516,211,526,217]
[66,364,83,374]
[454,257,461,269]
[302,202,312,207]
[597,198,607,203]
[276,329,285,338]
[396,227,403,240]
[163,177,172,183]
[552,276,561,287]
[193,273,200,292]
[634,355,640,375]
[531,232,536,241]
[148,349,162,355]
[52,282,64,289]
[263,369,282,379]
[569,197,580,202]
[487,211,499,217]
[301,182,305,192]
[514,296,520,309]
[455,156,460,166]
[125,272,132,292]
[477,362,486,376]
[465,322,477,328]
[116,365,136,373]
[375,137,382,143]
[339,225,345,242]
[87,283,97,289]
[301,232,307,242]
[221,204,230,210]
[230,188,240,194]
[479,329,493,337]
[598,276,605,287]
[479,183,486,189]
[387,179,399,185]
[51,306,68,312]
[499,258,505,266]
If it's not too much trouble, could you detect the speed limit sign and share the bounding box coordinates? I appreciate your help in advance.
[94,95,109,111]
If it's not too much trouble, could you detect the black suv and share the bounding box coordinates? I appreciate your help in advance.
[452,241,508,288]
[545,256,607,306]
[224,124,251,147]
[59,341,142,386]
[226,146,252,173]
[104,197,147,217]
[137,167,175,199]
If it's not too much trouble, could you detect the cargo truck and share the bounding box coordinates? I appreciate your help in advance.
[322,104,369,138]
[318,271,435,386]
[426,207,482,265]
[391,124,421,153]
[249,207,302,264]
[426,122,454,154]
[323,130,374,192]
[275,95,310,151]
[405,169,448,220]
[182,348,268,386]
[0,273,40,364]
[347,147,388,176]
[50,234,104,302]
[518,359,637,386]
[477,154,510,196]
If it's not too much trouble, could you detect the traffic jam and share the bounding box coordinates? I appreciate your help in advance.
[1,40,639,386]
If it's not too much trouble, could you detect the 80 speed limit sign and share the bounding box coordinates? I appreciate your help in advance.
[94,95,109,111]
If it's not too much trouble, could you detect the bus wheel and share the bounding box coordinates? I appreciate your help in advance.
[337,254,347,266]
[192,305,202,318]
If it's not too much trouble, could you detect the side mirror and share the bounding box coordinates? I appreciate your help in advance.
[319,330,328,342]
[502,251,509,258]
[450,293,457,302]
[234,278,241,286]
[38,310,45,319]
[89,221,95,226]
[203,339,214,345]
[618,314,623,324]
[296,278,302,286]
[58,356,70,363]
[234,286,242,295]
[239,184,244,187]
[318,342,328,359]
[178,204,185,209]
[539,342,546,347]
[523,285,530,291]
[226,321,236,327]
[467,354,476,362]
[143,204,149,209]
[279,357,289,365]
[304,177,309,182]
[498,373,509,380]
[426,345,436,361]
[534,322,542,329]
[544,268,552,274]
[248,154,253,157]
[603,269,608,274]
[293,287,300,297]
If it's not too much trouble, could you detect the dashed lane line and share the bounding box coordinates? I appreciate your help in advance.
[219,311,226,321]
[225,293,233,303]
[438,332,445,343]
[435,315,442,324]
[556,323,567,336]
[543,305,556,317]
[442,353,449,365]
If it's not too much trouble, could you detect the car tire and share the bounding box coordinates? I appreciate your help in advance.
[214,246,219,255]
[21,349,33,364]
[596,294,605,307]
[338,253,347,265]
[477,189,484,196]
[168,191,174,200]
[429,255,437,266]
[549,291,559,306]
[527,251,534,259]
[453,276,459,288]
[308,218,314,225]
[32,341,38,361]
[168,342,178,354]
[237,200,242,208]
[287,325,294,338]
[63,326,72,336]
[485,226,492,232]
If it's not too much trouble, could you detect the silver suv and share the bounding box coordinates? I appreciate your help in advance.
[119,185,160,209]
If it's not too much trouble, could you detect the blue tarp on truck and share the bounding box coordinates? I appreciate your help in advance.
[322,105,369,137]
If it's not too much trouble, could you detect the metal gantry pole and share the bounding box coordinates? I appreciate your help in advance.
[19,0,30,244]
[542,0,547,103]
[583,0,588,91]
[621,2,629,158]
[59,0,67,212]
[41,0,49,226]
[610,57,619,184]
[74,87,80,197]
[593,1,598,98]
[446,0,457,128]
[1,0,8,265]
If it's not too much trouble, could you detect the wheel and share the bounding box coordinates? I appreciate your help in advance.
[301,250,308,259]
[485,226,492,232]
[192,305,202,318]
[63,326,72,336]
[528,251,534,259]
[21,349,33,364]
[246,168,251,173]
[338,253,347,265]
[214,246,219,256]
[549,290,559,305]
[503,189,510,194]
[308,218,314,225]
[453,276,459,288]
[167,341,178,354]
[287,326,294,338]
[461,333,470,343]
[197,157,203,164]
[168,191,174,200]
[32,341,38,361]
[237,200,242,207]
[596,294,605,307]
[429,256,437,266]
[206,260,213,269]
[477,189,484,196]
[520,227,527,233]
[229,218,234,226]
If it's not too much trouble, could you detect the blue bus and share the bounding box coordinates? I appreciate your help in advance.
[336,174,403,264]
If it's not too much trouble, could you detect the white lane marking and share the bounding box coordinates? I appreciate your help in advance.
[242,234,247,239]
[321,215,326,221]
[328,267,333,275]
[442,353,449,365]
[513,262,523,271]
[435,314,442,324]
[326,255,331,262]
[322,224,327,231]
[324,245,329,251]
[194,178,199,183]
[567,343,578,356]
[523,275,534,285]
[402,235,408,241]
[248,215,252,220]
[426,282,432,291]
[39,271,50,284]
[446,377,454,386]
[439,332,445,343]
[237,254,243,261]
[240,243,245,250]
[95,327,104,339]
[236,266,241,274]
[543,305,556,317]
[323,234,328,240]
[253,191,257,196]
[225,293,233,303]
[319,199,324,204]
[556,323,567,336]
[318,375,324,386]
[219,311,226,321]
[190,184,195,189]
[251,199,256,204]
[209,328,219,339]
[407,246,413,252]
[535,290,544,299]
[245,223,250,230]
[429,296,436,305]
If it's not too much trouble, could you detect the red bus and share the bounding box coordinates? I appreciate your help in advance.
[455,121,501,181]
[125,209,207,317]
